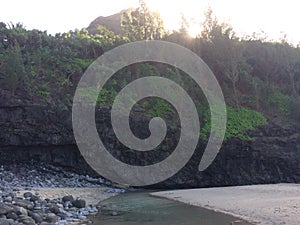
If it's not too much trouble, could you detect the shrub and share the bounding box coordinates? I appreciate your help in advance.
[200,106,267,141]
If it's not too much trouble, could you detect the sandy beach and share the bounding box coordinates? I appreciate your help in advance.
[152,183,300,225]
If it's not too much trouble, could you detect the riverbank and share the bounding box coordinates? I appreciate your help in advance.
[152,183,300,225]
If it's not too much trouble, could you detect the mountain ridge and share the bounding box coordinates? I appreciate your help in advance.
[87,9,133,35]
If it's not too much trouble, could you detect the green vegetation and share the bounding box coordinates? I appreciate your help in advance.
[140,98,175,118]
[266,87,292,115]
[1,0,299,141]
[200,106,267,141]
[0,40,25,95]
[226,107,267,140]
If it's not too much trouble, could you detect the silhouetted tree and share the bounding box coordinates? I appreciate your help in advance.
[121,0,165,41]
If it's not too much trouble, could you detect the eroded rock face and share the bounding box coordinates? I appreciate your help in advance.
[0,92,87,172]
[0,98,300,189]
[150,122,300,189]
[0,105,74,147]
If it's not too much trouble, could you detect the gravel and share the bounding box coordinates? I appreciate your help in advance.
[0,161,126,224]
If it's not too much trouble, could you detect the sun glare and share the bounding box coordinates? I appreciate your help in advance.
[141,0,300,44]
[1,0,299,44]
[144,0,206,37]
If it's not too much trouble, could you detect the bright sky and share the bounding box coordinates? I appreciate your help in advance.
[1,0,299,44]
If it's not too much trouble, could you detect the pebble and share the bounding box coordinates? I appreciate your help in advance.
[0,204,13,215]
[0,192,98,224]
[0,161,113,191]
[45,213,57,223]
[72,199,86,209]
[29,195,38,202]
[6,212,18,220]
[18,206,28,216]
[0,161,126,225]
[23,192,33,199]
[105,188,126,193]
[111,211,119,216]
[0,218,10,225]
[30,212,43,223]
[62,195,74,203]
[4,196,12,203]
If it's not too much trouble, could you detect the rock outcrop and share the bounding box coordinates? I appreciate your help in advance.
[87,9,132,35]
[153,122,300,188]
[1,93,300,188]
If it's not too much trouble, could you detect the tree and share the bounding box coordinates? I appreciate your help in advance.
[277,42,299,96]
[199,8,243,110]
[92,25,128,51]
[223,40,245,111]
[0,42,25,95]
[201,7,218,41]
[200,7,235,42]
[179,14,190,35]
[121,0,165,41]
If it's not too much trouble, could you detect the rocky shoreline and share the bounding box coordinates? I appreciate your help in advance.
[0,161,125,225]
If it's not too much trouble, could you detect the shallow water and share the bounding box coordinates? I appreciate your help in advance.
[93,191,252,225]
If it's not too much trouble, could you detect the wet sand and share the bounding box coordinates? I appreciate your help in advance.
[152,183,300,225]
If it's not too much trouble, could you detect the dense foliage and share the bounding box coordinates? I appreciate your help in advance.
[200,106,267,141]
[1,1,300,140]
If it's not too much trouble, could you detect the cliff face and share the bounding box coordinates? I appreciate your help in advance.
[0,90,73,146]
[1,94,300,188]
[154,123,300,188]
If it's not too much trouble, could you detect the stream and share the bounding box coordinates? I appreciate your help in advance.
[92,191,252,225]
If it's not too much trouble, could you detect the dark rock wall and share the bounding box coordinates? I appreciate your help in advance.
[1,102,300,189]
[155,124,300,188]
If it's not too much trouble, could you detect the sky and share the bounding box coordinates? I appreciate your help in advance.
[0,0,300,44]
